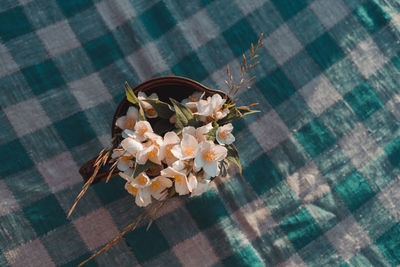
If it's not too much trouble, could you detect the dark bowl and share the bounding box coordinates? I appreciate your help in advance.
[79,76,228,184]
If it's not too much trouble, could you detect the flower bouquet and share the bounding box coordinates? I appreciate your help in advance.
[69,34,263,266]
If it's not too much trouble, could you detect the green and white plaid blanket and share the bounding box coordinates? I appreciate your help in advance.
[1,0,400,266]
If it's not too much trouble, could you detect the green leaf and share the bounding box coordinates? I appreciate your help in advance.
[204,126,218,141]
[125,82,139,105]
[226,144,242,174]
[132,160,159,180]
[170,98,201,128]
[144,99,174,119]
[219,159,229,177]
[125,82,146,121]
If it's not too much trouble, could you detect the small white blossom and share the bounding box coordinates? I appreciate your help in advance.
[216,123,235,145]
[161,131,181,165]
[182,123,213,142]
[194,141,227,177]
[182,91,202,112]
[196,94,229,120]
[133,121,153,142]
[171,133,198,160]
[115,106,139,130]
[138,92,159,118]
[130,172,152,207]
[161,167,190,195]
[149,176,173,200]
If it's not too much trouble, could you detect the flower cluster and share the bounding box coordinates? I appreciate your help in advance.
[112,90,240,207]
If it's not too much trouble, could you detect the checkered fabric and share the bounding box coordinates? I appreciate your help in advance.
[1,0,400,266]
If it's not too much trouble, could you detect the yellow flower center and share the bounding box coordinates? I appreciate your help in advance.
[150,180,161,191]
[218,131,228,140]
[147,148,158,161]
[126,184,138,196]
[137,174,148,186]
[184,145,195,156]
[204,150,216,162]
[173,174,183,183]
[166,145,174,159]
[147,108,157,116]
[137,124,148,136]
[126,120,135,129]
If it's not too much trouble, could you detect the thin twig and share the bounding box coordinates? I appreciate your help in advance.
[67,150,110,218]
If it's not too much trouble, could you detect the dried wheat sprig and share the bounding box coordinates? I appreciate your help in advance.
[67,149,110,218]
[78,212,147,267]
[225,33,264,101]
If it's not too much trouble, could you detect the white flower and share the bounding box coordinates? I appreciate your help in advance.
[115,106,139,130]
[138,92,159,118]
[194,141,227,177]
[121,138,143,155]
[161,167,190,195]
[196,94,229,120]
[196,97,214,116]
[131,172,152,207]
[149,176,173,200]
[161,131,181,165]
[182,123,213,143]
[133,121,153,142]
[182,91,202,112]
[216,123,235,145]
[135,132,164,165]
[171,133,198,160]
[120,169,151,207]
[191,179,210,197]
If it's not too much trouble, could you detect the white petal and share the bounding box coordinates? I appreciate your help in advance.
[115,116,127,129]
[149,93,158,100]
[188,173,198,192]
[172,160,185,171]
[213,145,228,161]
[203,161,219,177]
[182,126,196,137]
[194,155,204,171]
[196,123,213,142]
[171,144,184,160]
[216,127,225,145]
[191,180,210,197]
[163,131,180,145]
[122,129,135,138]
[158,176,173,188]
[175,178,190,195]
[135,187,152,207]
[121,138,143,155]
[196,99,213,116]
[211,94,225,108]
[180,134,198,159]
[138,92,147,99]
[126,106,139,120]
[225,133,235,145]
[117,158,132,171]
